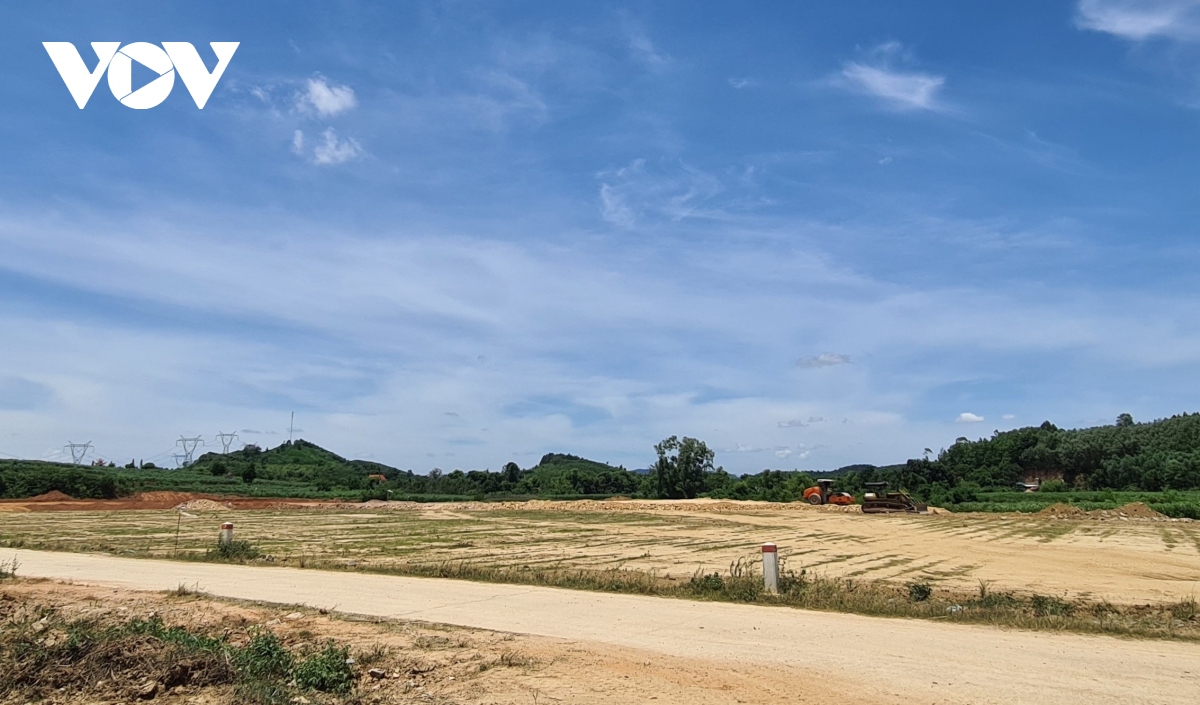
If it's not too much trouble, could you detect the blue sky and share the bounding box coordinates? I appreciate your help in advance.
[2,0,1200,472]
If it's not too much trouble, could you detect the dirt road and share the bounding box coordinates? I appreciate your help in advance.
[10,549,1199,705]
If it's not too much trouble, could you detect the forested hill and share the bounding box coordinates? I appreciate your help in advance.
[836,413,1200,498]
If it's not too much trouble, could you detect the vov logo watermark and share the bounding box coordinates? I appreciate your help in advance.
[43,42,239,109]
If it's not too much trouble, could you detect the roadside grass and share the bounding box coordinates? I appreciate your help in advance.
[0,601,358,703]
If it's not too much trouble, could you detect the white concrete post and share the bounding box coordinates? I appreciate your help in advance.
[219,522,234,546]
[762,543,778,593]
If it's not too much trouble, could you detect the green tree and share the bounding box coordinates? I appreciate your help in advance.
[503,461,521,484]
[653,436,715,499]
[1116,413,1134,428]
[242,464,257,484]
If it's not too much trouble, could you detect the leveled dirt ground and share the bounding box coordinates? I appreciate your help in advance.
[1,497,1197,603]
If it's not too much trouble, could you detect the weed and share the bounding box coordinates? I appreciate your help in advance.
[1170,597,1198,622]
[687,570,724,593]
[209,540,261,562]
[292,641,355,694]
[0,557,17,580]
[355,643,391,666]
[234,629,294,681]
[1030,594,1074,617]
[497,650,536,668]
[907,580,933,602]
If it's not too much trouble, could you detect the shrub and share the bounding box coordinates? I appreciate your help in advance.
[1040,479,1068,493]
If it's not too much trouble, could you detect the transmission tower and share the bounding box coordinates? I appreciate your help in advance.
[176,436,204,467]
[173,453,188,469]
[216,431,240,454]
[64,441,93,465]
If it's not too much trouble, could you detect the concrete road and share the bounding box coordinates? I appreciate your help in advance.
[10,549,1199,704]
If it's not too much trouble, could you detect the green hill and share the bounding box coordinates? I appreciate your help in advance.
[189,439,399,492]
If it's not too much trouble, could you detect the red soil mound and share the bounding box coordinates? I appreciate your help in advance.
[1037,502,1085,518]
[25,490,75,502]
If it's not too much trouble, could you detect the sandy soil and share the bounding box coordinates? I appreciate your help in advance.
[9,549,1200,705]
[2,498,1197,603]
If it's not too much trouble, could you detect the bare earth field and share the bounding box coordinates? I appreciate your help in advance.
[9,551,1200,705]
[1,497,1198,603]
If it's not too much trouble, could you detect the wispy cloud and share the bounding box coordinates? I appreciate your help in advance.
[956,412,985,423]
[624,19,670,70]
[597,158,747,228]
[835,42,945,111]
[796,352,852,368]
[297,76,358,117]
[312,128,363,165]
[1075,0,1200,41]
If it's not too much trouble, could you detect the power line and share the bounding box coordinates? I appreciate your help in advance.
[176,436,204,467]
[64,441,93,465]
[215,431,240,454]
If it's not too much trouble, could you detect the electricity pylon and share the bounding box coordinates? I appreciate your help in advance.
[64,441,92,465]
[176,436,204,466]
[216,431,240,454]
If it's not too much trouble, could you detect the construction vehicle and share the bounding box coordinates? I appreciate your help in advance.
[802,479,855,506]
[861,482,927,514]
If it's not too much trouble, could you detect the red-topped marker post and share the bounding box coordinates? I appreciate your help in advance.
[762,543,778,593]
[219,522,234,546]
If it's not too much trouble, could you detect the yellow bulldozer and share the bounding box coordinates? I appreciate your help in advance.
[861,482,927,514]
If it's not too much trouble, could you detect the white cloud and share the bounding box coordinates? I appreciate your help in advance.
[728,77,752,89]
[291,130,305,155]
[840,62,945,110]
[956,412,985,423]
[312,128,363,165]
[1002,413,1017,420]
[778,419,808,427]
[297,76,358,117]
[775,448,811,460]
[797,352,852,368]
[1075,0,1200,41]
